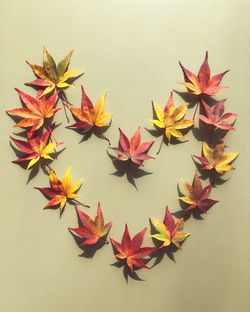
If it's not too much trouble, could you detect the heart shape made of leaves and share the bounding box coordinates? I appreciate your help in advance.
[7,48,239,281]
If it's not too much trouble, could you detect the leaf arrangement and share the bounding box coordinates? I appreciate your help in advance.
[7,49,238,281]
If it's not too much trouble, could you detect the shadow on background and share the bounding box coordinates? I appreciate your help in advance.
[9,141,65,184]
[107,151,152,190]
[69,231,110,259]
[66,125,111,145]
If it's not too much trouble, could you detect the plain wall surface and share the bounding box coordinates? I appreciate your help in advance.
[0,1,249,311]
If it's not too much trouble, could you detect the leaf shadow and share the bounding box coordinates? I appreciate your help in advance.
[111,261,146,283]
[26,166,40,184]
[67,125,111,145]
[50,147,66,159]
[173,90,199,107]
[107,151,153,190]
[9,141,65,184]
[144,127,162,138]
[173,90,219,108]
[69,231,109,259]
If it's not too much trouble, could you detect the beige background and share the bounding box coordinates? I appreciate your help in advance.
[0,0,250,311]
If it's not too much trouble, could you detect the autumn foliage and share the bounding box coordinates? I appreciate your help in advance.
[7,49,238,280]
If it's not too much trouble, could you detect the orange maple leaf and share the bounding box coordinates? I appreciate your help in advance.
[7,89,60,132]
[35,166,88,213]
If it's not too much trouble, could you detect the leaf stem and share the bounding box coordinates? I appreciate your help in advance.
[46,164,55,173]
[62,101,70,123]
[72,199,90,208]
[157,136,164,155]
[59,91,70,122]
[192,102,200,120]
[100,133,111,145]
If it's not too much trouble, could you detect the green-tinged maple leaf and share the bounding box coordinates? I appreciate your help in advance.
[150,207,190,249]
[26,47,84,96]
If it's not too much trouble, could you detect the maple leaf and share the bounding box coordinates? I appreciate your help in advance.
[150,207,190,249]
[7,89,60,133]
[178,171,218,213]
[35,166,88,213]
[199,99,237,131]
[64,86,112,140]
[10,128,61,169]
[179,51,229,97]
[69,202,112,245]
[150,91,194,152]
[193,142,239,174]
[26,47,84,96]
[110,225,155,271]
[110,127,155,166]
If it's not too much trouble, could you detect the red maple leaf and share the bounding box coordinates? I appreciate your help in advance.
[10,128,62,169]
[7,89,60,133]
[178,172,218,213]
[179,51,229,97]
[110,127,155,166]
[199,99,237,131]
[69,202,112,245]
[110,225,155,271]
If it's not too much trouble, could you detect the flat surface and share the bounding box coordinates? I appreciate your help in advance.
[0,0,250,311]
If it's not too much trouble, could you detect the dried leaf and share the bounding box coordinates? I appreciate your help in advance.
[179,51,229,97]
[35,166,84,213]
[65,85,112,135]
[150,92,194,152]
[150,207,190,248]
[26,47,84,96]
[178,171,218,213]
[110,225,155,271]
[193,142,239,174]
[199,99,237,131]
[10,128,61,169]
[69,202,112,245]
[7,89,60,133]
[110,127,155,166]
